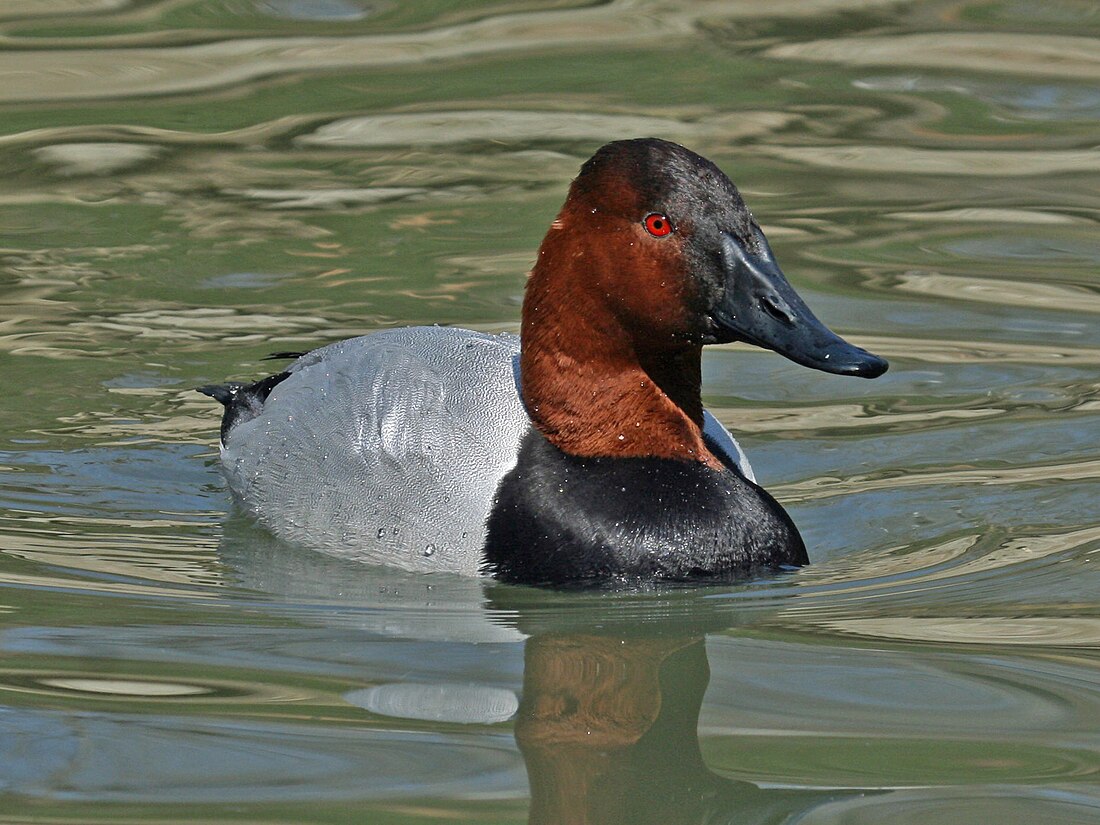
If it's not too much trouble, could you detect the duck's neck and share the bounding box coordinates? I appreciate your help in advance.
[520,236,722,470]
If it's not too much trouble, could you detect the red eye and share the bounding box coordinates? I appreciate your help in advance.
[643,213,672,237]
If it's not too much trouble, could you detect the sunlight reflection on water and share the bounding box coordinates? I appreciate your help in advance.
[0,0,1098,821]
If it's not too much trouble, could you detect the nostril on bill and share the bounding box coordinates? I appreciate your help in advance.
[760,295,793,325]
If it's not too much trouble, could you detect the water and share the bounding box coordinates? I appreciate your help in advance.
[1,1,1098,822]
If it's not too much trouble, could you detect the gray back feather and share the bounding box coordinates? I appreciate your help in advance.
[221,327,527,575]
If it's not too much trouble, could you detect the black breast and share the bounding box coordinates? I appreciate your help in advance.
[482,431,807,587]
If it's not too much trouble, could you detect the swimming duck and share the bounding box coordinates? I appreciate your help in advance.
[202,138,886,586]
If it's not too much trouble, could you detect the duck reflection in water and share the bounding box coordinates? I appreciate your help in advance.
[505,608,866,825]
[219,530,870,822]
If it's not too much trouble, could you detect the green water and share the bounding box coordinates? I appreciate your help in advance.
[1,1,1099,822]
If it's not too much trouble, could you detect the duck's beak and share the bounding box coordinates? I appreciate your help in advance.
[711,229,888,378]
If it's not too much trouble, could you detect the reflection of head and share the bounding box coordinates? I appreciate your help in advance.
[517,631,865,825]
[518,633,708,825]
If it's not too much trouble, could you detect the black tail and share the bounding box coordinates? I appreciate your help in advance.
[197,382,244,406]
[198,371,291,443]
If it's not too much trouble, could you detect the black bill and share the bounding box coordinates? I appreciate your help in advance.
[712,228,888,378]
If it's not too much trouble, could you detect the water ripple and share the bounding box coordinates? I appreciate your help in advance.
[767,32,1100,81]
[757,145,1100,176]
[296,109,793,148]
[803,787,1100,824]
[0,707,523,803]
[0,0,897,102]
[891,272,1100,314]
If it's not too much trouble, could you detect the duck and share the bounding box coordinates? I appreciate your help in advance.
[201,138,887,587]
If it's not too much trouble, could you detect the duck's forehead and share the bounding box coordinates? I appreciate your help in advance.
[644,153,756,245]
[577,140,754,237]
[651,155,745,221]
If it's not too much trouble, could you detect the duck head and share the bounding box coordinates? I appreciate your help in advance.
[521,138,887,464]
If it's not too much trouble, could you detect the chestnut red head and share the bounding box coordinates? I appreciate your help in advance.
[535,138,887,374]
[521,139,887,462]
